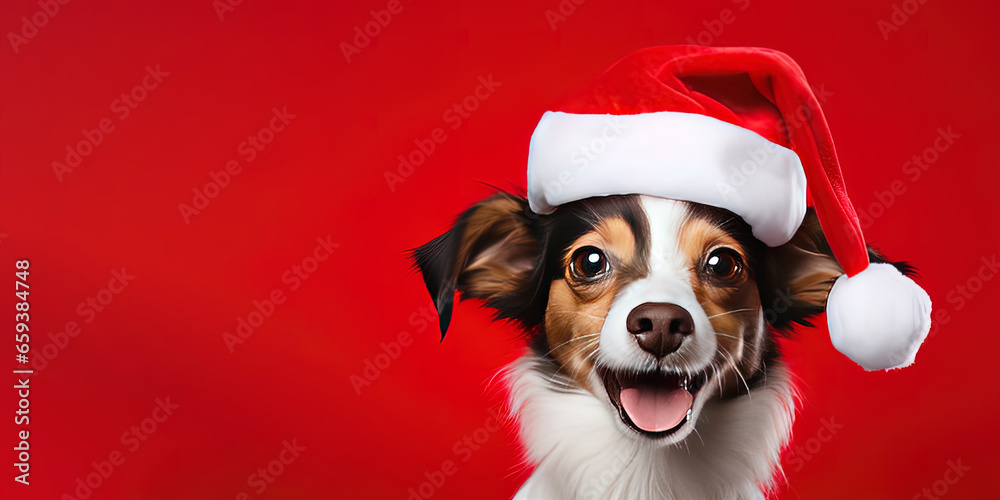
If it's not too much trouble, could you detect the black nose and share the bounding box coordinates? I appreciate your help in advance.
[626,302,694,358]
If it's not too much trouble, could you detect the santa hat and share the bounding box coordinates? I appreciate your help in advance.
[525,46,931,371]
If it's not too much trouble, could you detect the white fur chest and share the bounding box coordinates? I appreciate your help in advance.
[507,355,794,500]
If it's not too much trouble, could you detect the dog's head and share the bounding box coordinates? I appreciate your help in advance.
[413,192,855,443]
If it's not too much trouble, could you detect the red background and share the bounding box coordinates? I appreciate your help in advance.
[2,0,999,498]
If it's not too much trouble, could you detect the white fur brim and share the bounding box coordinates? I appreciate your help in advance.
[525,111,807,247]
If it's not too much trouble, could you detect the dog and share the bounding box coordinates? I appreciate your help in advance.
[412,192,915,499]
[410,45,932,499]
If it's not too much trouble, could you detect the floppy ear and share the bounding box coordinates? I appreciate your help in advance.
[759,209,915,331]
[411,193,539,340]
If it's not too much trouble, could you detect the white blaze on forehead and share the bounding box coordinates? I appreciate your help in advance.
[597,196,718,372]
[641,196,689,282]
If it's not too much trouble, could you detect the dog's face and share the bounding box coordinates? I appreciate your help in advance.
[414,193,845,444]
[544,196,769,442]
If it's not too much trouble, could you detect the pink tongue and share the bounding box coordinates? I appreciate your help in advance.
[620,386,693,432]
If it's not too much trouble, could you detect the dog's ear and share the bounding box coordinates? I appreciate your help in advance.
[759,209,916,331]
[411,193,539,340]
[758,210,843,330]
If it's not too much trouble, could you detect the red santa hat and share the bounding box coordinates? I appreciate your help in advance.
[525,46,931,371]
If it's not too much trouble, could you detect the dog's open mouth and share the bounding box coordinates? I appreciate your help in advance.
[600,368,709,437]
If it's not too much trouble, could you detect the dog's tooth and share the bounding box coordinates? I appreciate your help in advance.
[681,375,689,391]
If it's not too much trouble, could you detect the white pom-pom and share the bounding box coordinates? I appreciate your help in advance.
[826,263,932,371]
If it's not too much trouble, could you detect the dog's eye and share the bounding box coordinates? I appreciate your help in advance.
[570,246,609,281]
[705,248,743,281]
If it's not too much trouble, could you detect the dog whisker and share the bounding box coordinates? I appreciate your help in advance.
[486,364,514,393]
[548,310,608,322]
[582,343,603,364]
[542,332,601,358]
[545,369,584,394]
[691,426,705,447]
[707,308,755,320]
[716,346,752,398]
[568,339,603,368]
[712,360,724,395]
[555,333,601,357]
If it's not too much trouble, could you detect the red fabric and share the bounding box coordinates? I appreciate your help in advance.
[559,46,869,276]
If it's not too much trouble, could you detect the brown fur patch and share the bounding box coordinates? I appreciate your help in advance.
[767,214,843,309]
[457,196,535,300]
[545,215,649,391]
[681,210,763,393]
[545,280,615,390]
